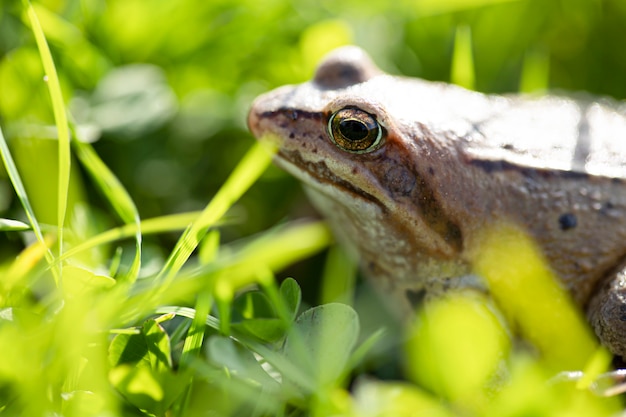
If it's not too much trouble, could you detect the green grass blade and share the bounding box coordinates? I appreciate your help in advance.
[451,25,475,90]
[58,211,207,262]
[22,0,71,262]
[155,141,276,287]
[0,219,31,231]
[71,137,142,283]
[0,125,57,274]
[121,220,330,323]
[519,46,550,93]
[175,290,213,415]
[320,245,357,306]
[180,291,212,369]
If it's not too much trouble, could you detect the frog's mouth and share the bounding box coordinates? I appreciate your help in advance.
[275,148,384,207]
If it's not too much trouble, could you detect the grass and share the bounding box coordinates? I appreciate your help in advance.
[0,1,624,416]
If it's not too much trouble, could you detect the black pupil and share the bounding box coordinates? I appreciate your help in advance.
[338,119,369,141]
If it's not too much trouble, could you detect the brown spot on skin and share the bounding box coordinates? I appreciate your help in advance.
[428,167,435,176]
[559,213,578,230]
[384,165,416,196]
[405,288,427,308]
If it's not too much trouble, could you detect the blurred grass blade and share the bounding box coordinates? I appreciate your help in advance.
[179,291,212,369]
[23,0,70,261]
[0,125,57,275]
[0,219,31,231]
[412,0,522,15]
[175,290,213,415]
[471,223,598,370]
[320,245,357,306]
[132,221,331,320]
[2,236,54,298]
[210,220,333,290]
[59,211,206,262]
[519,46,550,93]
[155,141,277,288]
[451,25,475,89]
[72,137,142,283]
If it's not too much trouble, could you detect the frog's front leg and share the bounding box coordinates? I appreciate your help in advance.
[587,261,626,358]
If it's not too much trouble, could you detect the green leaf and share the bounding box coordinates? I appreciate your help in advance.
[206,336,278,388]
[108,332,148,367]
[108,319,172,372]
[231,318,286,343]
[232,291,275,321]
[284,303,359,390]
[230,290,289,342]
[279,278,301,321]
[108,319,185,416]
[63,265,115,298]
[142,319,173,373]
[109,365,164,409]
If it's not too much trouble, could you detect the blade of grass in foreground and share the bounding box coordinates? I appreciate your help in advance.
[0,126,58,279]
[519,46,550,93]
[155,141,277,291]
[71,137,142,284]
[58,211,207,262]
[451,25,475,90]
[23,0,71,265]
[122,220,331,323]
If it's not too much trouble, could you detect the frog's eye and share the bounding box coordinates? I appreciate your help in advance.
[328,107,383,153]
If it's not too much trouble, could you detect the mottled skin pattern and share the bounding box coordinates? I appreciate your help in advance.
[248,46,626,357]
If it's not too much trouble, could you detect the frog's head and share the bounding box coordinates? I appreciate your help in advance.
[248,46,464,261]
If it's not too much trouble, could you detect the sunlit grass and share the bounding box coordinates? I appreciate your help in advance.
[471,223,604,371]
[451,25,475,90]
[22,0,70,265]
[0,1,625,416]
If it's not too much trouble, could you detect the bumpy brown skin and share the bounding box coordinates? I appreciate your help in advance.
[248,46,626,357]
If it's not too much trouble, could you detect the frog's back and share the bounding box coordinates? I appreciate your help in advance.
[461,94,626,180]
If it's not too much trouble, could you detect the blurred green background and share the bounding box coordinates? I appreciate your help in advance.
[1,0,626,293]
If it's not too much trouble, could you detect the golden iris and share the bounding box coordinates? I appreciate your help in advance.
[328,107,383,153]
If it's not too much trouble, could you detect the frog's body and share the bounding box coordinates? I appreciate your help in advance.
[248,46,626,357]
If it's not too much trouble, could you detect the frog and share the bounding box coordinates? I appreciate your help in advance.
[247,46,626,358]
